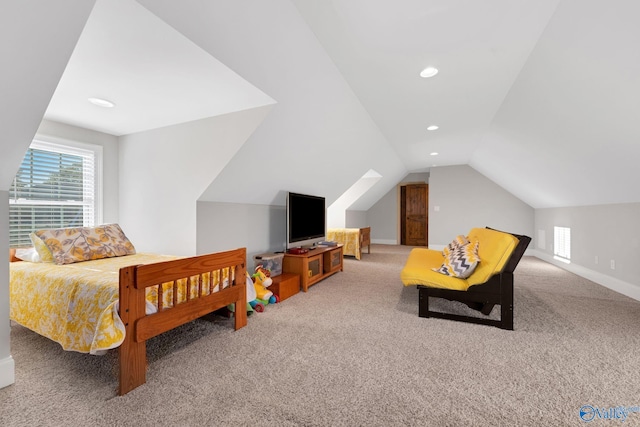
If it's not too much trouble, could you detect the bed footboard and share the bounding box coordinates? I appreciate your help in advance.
[118,248,247,395]
[359,227,371,257]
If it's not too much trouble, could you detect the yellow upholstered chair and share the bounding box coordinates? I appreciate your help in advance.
[401,227,531,330]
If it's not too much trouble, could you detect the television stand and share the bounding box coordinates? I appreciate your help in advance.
[282,244,343,292]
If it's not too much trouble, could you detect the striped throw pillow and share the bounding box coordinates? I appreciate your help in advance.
[442,235,470,258]
[434,240,480,278]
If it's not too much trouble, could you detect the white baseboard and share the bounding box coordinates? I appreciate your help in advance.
[371,239,398,245]
[531,250,640,302]
[0,355,15,390]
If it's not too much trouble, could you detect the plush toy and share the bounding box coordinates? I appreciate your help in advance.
[226,272,259,316]
[252,265,277,304]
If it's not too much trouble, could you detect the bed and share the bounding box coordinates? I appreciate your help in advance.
[326,227,371,260]
[9,228,247,395]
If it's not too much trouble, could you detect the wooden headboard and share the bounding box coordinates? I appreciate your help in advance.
[9,248,22,262]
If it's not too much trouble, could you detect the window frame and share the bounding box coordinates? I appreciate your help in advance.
[9,135,103,247]
[553,225,571,263]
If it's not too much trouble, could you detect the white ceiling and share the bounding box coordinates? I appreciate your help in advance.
[45,0,274,136]
[43,0,640,209]
[292,0,559,172]
[294,0,640,208]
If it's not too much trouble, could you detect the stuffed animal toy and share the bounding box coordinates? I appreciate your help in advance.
[226,272,260,315]
[252,265,276,304]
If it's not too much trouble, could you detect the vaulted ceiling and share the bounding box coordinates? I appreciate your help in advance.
[41,0,640,209]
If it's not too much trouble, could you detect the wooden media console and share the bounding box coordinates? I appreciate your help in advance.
[282,245,343,292]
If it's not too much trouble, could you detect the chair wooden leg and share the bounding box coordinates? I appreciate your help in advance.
[417,279,513,330]
[480,303,495,316]
[500,273,514,330]
[418,287,430,318]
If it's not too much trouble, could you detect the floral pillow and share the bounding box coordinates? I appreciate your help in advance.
[33,223,136,265]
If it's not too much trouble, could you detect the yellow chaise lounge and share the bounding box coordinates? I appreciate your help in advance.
[401,227,531,330]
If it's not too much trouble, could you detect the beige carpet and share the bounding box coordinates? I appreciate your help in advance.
[2,245,640,426]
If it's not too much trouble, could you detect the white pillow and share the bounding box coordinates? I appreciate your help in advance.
[14,247,41,263]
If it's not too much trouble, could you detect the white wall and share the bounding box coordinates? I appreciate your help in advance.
[129,0,406,259]
[0,0,96,391]
[140,0,407,212]
[428,165,534,246]
[366,188,401,245]
[345,210,368,229]
[534,203,640,300]
[197,201,286,262]
[0,192,14,389]
[119,107,271,256]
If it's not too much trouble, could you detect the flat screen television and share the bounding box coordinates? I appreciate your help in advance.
[286,191,326,249]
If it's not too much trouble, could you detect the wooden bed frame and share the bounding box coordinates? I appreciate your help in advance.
[327,226,371,259]
[358,226,371,258]
[9,247,247,395]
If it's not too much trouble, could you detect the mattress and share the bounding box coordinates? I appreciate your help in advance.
[327,228,361,259]
[10,253,228,354]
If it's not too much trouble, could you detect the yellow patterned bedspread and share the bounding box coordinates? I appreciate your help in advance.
[327,228,361,260]
[9,253,228,355]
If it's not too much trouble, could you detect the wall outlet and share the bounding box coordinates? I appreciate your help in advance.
[610,259,616,270]
[595,255,598,264]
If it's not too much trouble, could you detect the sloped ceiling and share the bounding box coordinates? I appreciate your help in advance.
[45,0,274,136]
[292,0,640,209]
[0,0,96,190]
[40,0,640,209]
[292,0,559,172]
[471,0,640,208]
[139,0,408,210]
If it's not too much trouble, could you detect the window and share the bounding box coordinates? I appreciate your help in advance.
[9,139,102,247]
[554,226,571,263]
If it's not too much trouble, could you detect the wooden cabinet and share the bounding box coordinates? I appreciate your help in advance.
[324,248,342,274]
[283,245,343,292]
[269,273,300,301]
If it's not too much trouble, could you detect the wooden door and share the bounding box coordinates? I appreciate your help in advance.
[401,184,428,246]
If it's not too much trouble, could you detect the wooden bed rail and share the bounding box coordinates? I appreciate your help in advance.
[118,248,247,395]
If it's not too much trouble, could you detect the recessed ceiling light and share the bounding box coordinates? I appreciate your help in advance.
[430,152,439,156]
[420,66,439,78]
[88,97,115,108]
[427,125,439,131]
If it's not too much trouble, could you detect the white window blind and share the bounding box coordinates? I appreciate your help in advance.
[554,226,571,262]
[9,139,101,247]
